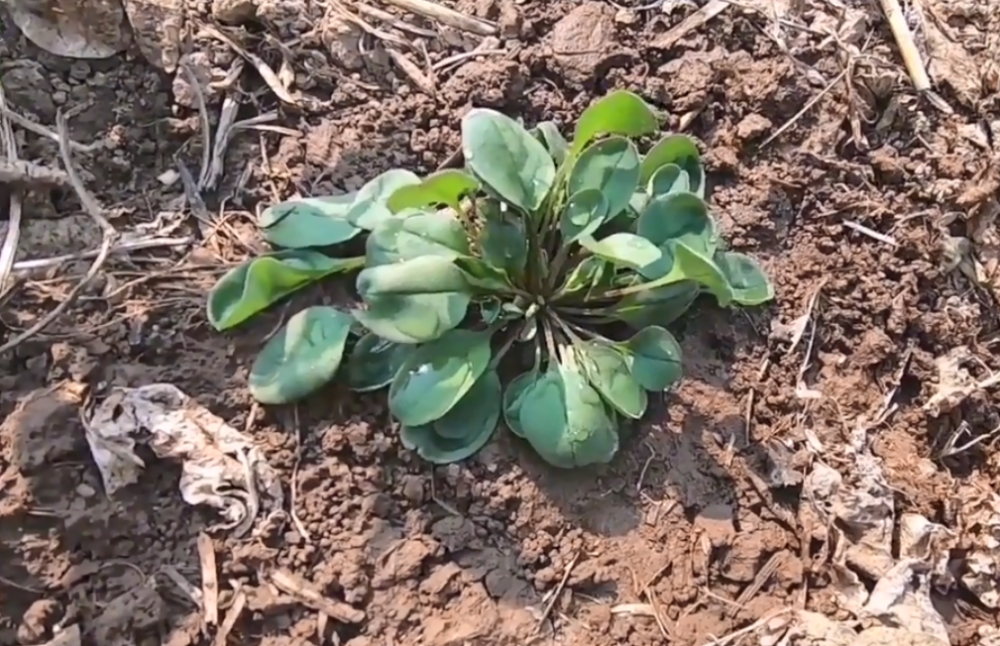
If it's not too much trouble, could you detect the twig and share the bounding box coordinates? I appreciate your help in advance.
[197,533,219,626]
[268,569,365,623]
[650,0,729,49]
[0,159,70,186]
[386,47,436,95]
[379,0,497,35]
[842,220,897,246]
[160,564,204,609]
[202,26,301,106]
[760,67,849,149]
[695,608,793,646]
[876,0,931,91]
[289,406,313,544]
[0,108,117,357]
[0,104,103,153]
[214,584,245,646]
[0,83,23,296]
[11,236,191,273]
[180,61,213,191]
[354,2,437,37]
[431,48,507,73]
[534,551,580,634]
[205,96,241,191]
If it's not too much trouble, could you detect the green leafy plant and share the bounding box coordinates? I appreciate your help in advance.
[350,90,774,467]
[206,90,774,469]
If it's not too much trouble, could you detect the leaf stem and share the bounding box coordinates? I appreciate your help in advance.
[540,316,558,363]
[488,325,520,370]
[558,314,618,345]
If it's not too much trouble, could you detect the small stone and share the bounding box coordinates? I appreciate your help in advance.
[212,0,257,24]
[548,2,627,84]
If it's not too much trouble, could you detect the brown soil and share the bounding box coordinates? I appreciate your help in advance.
[2,1,1000,645]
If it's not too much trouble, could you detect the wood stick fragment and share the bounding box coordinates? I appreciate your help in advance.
[877,0,931,91]
[379,0,497,35]
[214,585,245,646]
[386,47,436,95]
[650,0,728,49]
[198,533,219,626]
[268,569,365,624]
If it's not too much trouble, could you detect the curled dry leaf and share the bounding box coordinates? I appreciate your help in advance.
[5,0,131,58]
[82,383,285,537]
[956,485,1000,609]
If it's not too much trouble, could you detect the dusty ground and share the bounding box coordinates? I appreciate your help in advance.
[2,0,1000,645]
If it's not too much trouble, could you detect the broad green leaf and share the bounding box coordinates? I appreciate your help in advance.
[637,193,717,256]
[576,342,647,419]
[388,329,492,426]
[453,256,513,292]
[433,370,501,440]
[248,306,352,404]
[462,109,556,213]
[517,361,619,468]
[346,169,422,229]
[258,194,361,248]
[572,90,659,154]
[503,369,539,437]
[387,169,480,213]
[579,233,665,279]
[647,164,690,197]
[715,252,774,305]
[480,216,528,279]
[208,250,363,331]
[561,188,609,242]
[346,333,412,392]
[625,326,682,391]
[366,211,470,266]
[401,409,496,464]
[534,121,569,166]
[357,255,470,298]
[640,134,704,197]
[352,292,469,344]
[608,242,733,306]
[613,280,700,328]
[569,137,641,220]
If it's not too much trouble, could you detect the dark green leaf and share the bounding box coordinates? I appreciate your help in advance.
[534,121,569,166]
[401,395,497,464]
[636,192,718,256]
[248,306,352,404]
[576,342,647,419]
[462,109,556,213]
[516,360,619,468]
[561,188,609,242]
[352,292,469,344]
[569,137,641,220]
[647,164,690,197]
[715,251,774,305]
[357,256,471,298]
[346,333,413,392]
[388,328,493,426]
[208,250,363,331]
[386,169,480,213]
[480,216,528,279]
[612,281,700,328]
[503,369,539,437]
[346,169,422,229]
[433,370,501,441]
[640,134,704,198]
[258,194,361,248]
[624,326,683,391]
[579,233,666,279]
[366,211,470,266]
[572,90,659,153]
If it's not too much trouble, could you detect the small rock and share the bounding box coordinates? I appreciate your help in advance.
[212,0,257,23]
[322,17,365,71]
[399,475,425,503]
[548,2,627,84]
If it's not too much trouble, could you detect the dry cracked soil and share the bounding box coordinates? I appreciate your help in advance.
[2,0,1000,645]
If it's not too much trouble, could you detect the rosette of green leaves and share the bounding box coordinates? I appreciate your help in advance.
[348,90,775,468]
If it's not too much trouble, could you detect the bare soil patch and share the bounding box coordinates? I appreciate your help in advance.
[2,1,1000,645]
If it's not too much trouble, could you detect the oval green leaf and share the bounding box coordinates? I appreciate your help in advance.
[576,342,647,419]
[366,211,470,266]
[516,362,619,468]
[579,233,665,279]
[346,169,422,230]
[625,326,683,392]
[715,252,774,306]
[648,164,690,197]
[248,306,353,404]
[613,280,700,329]
[640,134,704,198]
[400,419,496,464]
[259,194,361,248]
[357,255,471,299]
[503,369,539,437]
[480,216,528,279]
[387,169,480,214]
[462,108,556,213]
[533,121,569,165]
[637,192,718,255]
[573,90,659,153]
[617,242,733,306]
[352,292,469,344]
[346,333,413,392]
[433,370,501,440]
[207,250,364,331]
[569,137,641,220]
[388,329,493,426]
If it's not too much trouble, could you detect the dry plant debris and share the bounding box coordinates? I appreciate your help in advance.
[81,383,285,537]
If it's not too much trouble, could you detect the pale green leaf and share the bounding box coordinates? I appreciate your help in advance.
[576,342,647,419]
[258,194,361,248]
[248,306,352,404]
[568,137,641,220]
[366,211,470,266]
[346,169,422,229]
[640,134,704,197]
[386,169,480,213]
[636,192,717,255]
[560,188,609,242]
[352,292,469,344]
[647,164,690,197]
[579,233,666,278]
[357,255,470,298]
[715,252,775,306]
[572,90,659,153]
[625,326,683,391]
[534,121,569,166]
